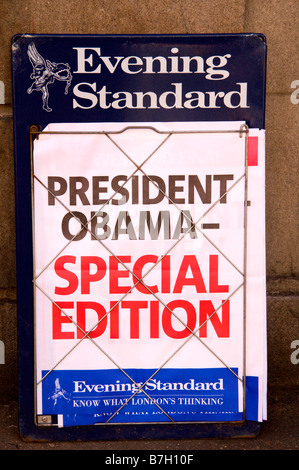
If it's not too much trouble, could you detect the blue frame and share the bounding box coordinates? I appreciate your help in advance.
[12,34,266,440]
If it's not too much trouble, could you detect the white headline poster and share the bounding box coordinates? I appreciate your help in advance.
[32,121,267,426]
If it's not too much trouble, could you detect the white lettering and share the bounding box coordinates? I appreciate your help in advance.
[206,54,231,80]
[290,340,299,364]
[159,83,183,109]
[71,48,251,112]
[73,378,225,393]
[223,82,249,108]
[73,47,231,79]
[73,47,103,73]
[72,82,249,110]
[290,80,299,104]
[121,55,144,74]
[73,82,98,109]
[101,55,124,74]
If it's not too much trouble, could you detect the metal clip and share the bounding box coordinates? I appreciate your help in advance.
[239,123,249,138]
[30,125,40,140]
[37,415,52,425]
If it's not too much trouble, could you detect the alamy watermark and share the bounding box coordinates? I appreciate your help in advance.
[290,340,299,365]
[0,81,4,104]
[290,80,299,104]
[0,339,297,366]
[0,340,4,364]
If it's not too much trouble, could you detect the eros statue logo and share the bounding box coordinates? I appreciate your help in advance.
[27,42,72,112]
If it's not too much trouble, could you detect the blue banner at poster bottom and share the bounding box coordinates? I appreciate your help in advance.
[41,368,259,426]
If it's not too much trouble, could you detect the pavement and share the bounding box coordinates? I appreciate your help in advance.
[0,386,297,452]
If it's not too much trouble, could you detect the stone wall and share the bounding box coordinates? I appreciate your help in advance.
[0,0,298,399]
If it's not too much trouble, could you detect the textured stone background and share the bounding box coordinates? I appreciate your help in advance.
[0,0,298,413]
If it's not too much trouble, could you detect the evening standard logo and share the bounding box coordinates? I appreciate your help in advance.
[27,42,72,112]
[73,377,224,394]
[48,378,71,407]
[26,44,250,111]
[72,47,249,110]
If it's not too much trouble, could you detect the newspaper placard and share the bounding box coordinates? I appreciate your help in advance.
[32,121,266,426]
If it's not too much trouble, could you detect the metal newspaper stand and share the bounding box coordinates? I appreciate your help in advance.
[12,34,267,440]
